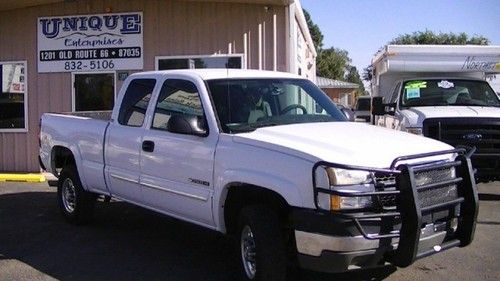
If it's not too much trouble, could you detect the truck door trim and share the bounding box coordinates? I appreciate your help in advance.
[110,173,139,184]
[141,182,209,202]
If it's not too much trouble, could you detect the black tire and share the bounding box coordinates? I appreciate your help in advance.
[237,205,287,281]
[57,165,97,224]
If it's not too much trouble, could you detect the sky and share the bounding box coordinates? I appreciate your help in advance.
[300,0,500,91]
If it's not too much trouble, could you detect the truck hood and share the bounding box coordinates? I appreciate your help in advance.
[232,122,454,168]
[401,106,500,127]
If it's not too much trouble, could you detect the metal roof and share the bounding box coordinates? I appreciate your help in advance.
[316,76,359,89]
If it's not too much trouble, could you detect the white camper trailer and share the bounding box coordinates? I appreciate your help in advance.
[371,45,500,182]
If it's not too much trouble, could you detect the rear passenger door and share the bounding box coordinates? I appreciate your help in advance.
[140,78,217,227]
[105,78,157,203]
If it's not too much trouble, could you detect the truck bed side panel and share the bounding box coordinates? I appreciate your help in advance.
[40,113,109,193]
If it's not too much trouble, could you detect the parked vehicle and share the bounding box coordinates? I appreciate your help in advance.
[353,95,371,122]
[336,103,355,121]
[371,45,500,183]
[40,69,478,281]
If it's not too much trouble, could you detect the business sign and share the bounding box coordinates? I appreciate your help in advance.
[37,12,143,73]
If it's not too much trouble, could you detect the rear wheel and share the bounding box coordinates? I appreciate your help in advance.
[238,206,286,281]
[57,165,97,224]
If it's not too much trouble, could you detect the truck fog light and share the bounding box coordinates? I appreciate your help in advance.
[331,194,373,211]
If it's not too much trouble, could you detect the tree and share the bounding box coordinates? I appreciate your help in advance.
[362,30,491,82]
[389,30,489,45]
[316,47,351,80]
[303,8,365,94]
[303,9,323,51]
[362,65,373,83]
[345,66,366,95]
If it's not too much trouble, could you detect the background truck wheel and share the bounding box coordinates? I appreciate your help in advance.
[57,165,97,224]
[238,205,286,281]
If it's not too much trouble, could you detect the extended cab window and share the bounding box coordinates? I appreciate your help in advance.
[118,79,156,127]
[152,79,206,132]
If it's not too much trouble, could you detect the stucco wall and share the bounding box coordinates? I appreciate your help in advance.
[0,0,291,171]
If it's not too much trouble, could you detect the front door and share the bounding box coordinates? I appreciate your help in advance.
[140,78,216,227]
[72,72,115,111]
[105,78,157,202]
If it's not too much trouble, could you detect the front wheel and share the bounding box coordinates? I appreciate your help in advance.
[238,206,286,281]
[57,165,97,224]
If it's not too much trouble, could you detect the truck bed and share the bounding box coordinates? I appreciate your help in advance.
[39,112,111,193]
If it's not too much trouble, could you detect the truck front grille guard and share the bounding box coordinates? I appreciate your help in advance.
[312,148,478,267]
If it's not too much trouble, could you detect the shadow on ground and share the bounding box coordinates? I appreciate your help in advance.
[0,190,399,281]
[478,193,500,201]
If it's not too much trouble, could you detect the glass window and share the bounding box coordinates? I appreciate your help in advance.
[157,55,243,70]
[355,97,371,111]
[118,79,156,127]
[207,78,346,133]
[74,73,114,111]
[0,62,27,131]
[152,79,205,131]
[400,79,500,107]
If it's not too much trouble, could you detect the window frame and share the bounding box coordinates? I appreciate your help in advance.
[117,78,157,127]
[154,54,246,70]
[0,60,28,133]
[150,78,209,136]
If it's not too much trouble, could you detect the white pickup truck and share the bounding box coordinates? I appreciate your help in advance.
[40,69,478,281]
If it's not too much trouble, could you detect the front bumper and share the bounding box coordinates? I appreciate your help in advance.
[294,148,478,273]
[293,211,453,273]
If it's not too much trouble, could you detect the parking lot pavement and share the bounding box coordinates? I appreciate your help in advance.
[0,181,499,281]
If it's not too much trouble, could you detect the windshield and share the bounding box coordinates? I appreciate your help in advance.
[207,78,346,133]
[356,98,371,110]
[400,79,500,107]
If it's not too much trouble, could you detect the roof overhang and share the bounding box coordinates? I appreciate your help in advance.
[0,0,63,11]
[183,0,293,5]
[0,0,294,11]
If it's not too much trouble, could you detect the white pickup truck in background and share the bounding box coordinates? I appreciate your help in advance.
[40,69,478,281]
[371,45,500,183]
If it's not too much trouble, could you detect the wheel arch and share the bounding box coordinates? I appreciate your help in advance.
[50,145,79,177]
[219,183,294,235]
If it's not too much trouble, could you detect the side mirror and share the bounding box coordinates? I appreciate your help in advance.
[167,114,208,137]
[385,103,396,116]
[371,97,385,116]
[372,97,396,116]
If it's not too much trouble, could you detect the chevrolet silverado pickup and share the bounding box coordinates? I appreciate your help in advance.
[40,69,478,281]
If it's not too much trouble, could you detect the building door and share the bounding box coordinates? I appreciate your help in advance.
[72,72,115,111]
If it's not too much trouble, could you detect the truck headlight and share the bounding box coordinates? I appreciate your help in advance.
[327,168,372,185]
[315,167,375,211]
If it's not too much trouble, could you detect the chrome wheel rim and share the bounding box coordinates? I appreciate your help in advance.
[241,225,257,279]
[62,178,76,213]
